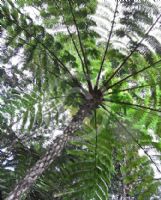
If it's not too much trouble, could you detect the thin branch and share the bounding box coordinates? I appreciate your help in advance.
[103,102,161,122]
[94,110,98,170]
[34,62,64,81]
[67,0,93,92]
[95,0,119,89]
[34,61,84,92]
[36,39,83,90]
[103,98,161,113]
[101,104,161,174]
[66,26,88,79]
[103,58,161,92]
[49,95,71,99]
[106,82,160,94]
[101,13,161,90]
[153,178,161,181]
[110,102,161,118]
[55,2,88,86]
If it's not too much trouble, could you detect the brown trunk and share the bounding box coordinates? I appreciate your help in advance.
[6,101,95,200]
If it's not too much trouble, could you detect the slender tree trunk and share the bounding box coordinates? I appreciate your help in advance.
[6,101,96,200]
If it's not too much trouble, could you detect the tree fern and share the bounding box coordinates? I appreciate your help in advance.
[0,0,161,199]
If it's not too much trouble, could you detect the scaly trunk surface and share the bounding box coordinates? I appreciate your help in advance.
[6,101,96,200]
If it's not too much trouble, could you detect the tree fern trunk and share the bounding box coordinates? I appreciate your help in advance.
[6,101,95,200]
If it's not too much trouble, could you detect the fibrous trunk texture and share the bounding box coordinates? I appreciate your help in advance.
[6,101,95,200]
